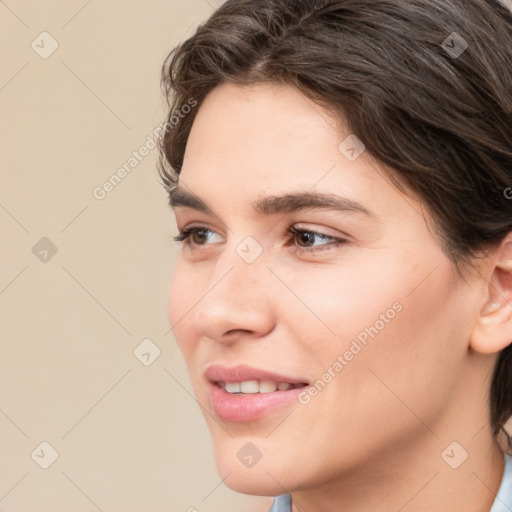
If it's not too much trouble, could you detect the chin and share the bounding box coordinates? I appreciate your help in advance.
[221,470,285,497]
[212,442,291,497]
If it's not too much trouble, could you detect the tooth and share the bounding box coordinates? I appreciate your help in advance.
[225,382,241,393]
[259,381,278,393]
[240,380,259,393]
[222,380,296,394]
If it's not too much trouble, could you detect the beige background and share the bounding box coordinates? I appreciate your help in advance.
[2,1,512,511]
[0,1,271,510]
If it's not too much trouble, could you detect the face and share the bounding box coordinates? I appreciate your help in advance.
[168,82,480,496]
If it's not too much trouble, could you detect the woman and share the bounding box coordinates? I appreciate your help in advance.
[158,1,512,510]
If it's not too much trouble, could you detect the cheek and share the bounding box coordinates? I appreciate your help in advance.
[312,259,464,426]
[295,248,456,353]
[167,262,198,354]
[290,253,464,407]
[286,260,406,364]
[167,270,182,327]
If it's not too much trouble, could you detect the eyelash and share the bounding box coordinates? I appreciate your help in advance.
[172,225,347,254]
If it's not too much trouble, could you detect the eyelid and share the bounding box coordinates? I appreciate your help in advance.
[176,221,218,234]
[173,224,223,243]
[291,223,349,242]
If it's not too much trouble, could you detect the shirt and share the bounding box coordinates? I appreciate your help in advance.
[267,452,512,512]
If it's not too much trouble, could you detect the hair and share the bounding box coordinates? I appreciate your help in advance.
[157,0,512,448]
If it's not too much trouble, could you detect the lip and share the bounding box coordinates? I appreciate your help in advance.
[205,364,309,423]
[204,364,308,385]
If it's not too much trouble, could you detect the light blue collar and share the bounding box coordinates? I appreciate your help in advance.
[491,453,512,512]
[268,453,512,512]
[267,493,291,512]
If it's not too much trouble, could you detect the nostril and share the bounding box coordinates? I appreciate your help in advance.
[225,329,252,336]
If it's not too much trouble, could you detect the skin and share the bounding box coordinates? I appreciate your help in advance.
[168,82,512,512]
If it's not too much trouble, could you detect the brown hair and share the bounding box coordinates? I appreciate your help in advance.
[158,0,512,447]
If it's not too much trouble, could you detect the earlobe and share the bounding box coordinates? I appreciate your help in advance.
[470,238,512,355]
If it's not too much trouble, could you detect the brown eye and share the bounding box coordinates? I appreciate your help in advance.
[287,226,347,253]
[295,231,315,247]
[173,226,223,247]
[191,229,210,244]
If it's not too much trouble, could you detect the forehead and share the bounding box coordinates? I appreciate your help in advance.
[179,82,419,223]
[186,82,339,155]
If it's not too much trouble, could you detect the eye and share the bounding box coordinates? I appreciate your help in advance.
[173,224,347,253]
[287,226,347,253]
[173,226,221,246]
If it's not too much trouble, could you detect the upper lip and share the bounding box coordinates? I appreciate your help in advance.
[205,364,309,385]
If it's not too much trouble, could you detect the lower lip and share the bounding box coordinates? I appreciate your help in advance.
[209,382,306,423]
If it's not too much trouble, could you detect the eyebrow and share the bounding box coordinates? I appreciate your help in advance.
[169,187,376,218]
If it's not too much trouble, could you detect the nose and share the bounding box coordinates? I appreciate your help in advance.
[191,252,277,345]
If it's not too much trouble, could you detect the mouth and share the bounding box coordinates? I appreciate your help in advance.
[205,364,309,423]
[215,380,307,393]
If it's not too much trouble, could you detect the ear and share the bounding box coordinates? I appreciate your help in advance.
[470,234,512,354]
